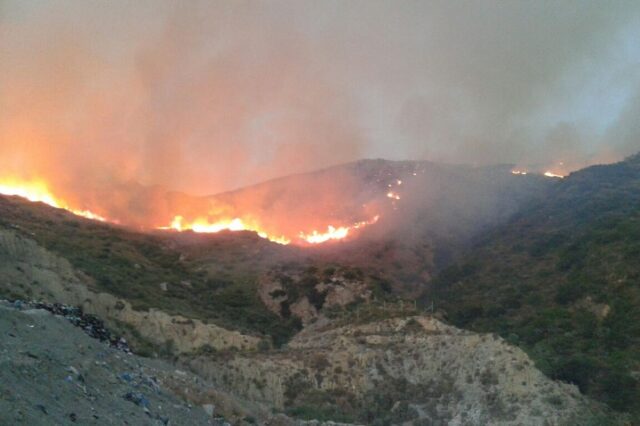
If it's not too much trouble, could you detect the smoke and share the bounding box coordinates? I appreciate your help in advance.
[1,0,639,218]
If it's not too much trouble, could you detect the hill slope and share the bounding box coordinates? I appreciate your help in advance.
[0,159,551,342]
[429,153,640,415]
[0,301,215,425]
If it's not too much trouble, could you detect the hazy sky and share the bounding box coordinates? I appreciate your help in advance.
[1,0,639,195]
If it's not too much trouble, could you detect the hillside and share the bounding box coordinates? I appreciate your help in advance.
[184,314,605,425]
[0,301,217,425]
[428,153,640,415]
[0,221,613,424]
[201,159,553,294]
[0,194,305,345]
[0,159,551,344]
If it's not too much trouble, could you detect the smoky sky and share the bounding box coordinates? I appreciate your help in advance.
[1,0,639,197]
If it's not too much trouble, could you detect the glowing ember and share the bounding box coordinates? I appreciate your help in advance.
[511,170,528,175]
[0,179,107,222]
[387,191,401,200]
[544,171,564,178]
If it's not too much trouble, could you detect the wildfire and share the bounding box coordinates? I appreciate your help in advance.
[300,225,349,244]
[1,178,383,246]
[510,169,565,179]
[160,214,380,245]
[159,215,291,245]
[0,179,107,222]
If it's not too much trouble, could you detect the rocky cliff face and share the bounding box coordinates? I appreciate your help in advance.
[258,268,372,325]
[185,316,602,425]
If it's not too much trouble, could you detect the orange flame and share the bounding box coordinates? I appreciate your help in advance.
[160,215,380,245]
[299,215,379,244]
[510,169,565,178]
[1,178,383,246]
[159,215,291,245]
[0,178,107,222]
[543,171,564,178]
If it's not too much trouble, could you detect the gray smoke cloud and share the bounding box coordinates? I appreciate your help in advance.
[1,0,639,201]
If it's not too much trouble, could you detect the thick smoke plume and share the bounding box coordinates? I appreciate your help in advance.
[1,0,639,224]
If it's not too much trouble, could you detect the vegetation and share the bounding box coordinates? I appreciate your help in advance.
[0,196,300,345]
[428,154,640,415]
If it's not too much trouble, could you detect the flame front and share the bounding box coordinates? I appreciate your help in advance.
[0,180,62,208]
[160,215,291,245]
[0,178,383,246]
[161,215,380,245]
[510,169,565,178]
[0,178,107,222]
[543,171,564,178]
[299,225,350,244]
[299,215,380,244]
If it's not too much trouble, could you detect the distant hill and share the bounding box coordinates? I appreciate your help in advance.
[428,153,640,415]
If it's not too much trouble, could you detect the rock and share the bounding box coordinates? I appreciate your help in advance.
[202,403,215,417]
[123,392,149,408]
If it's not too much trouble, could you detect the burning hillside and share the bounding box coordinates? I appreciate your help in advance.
[0,176,382,245]
[0,161,404,245]
[157,214,381,245]
[0,159,559,299]
[0,179,108,222]
[0,159,555,248]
